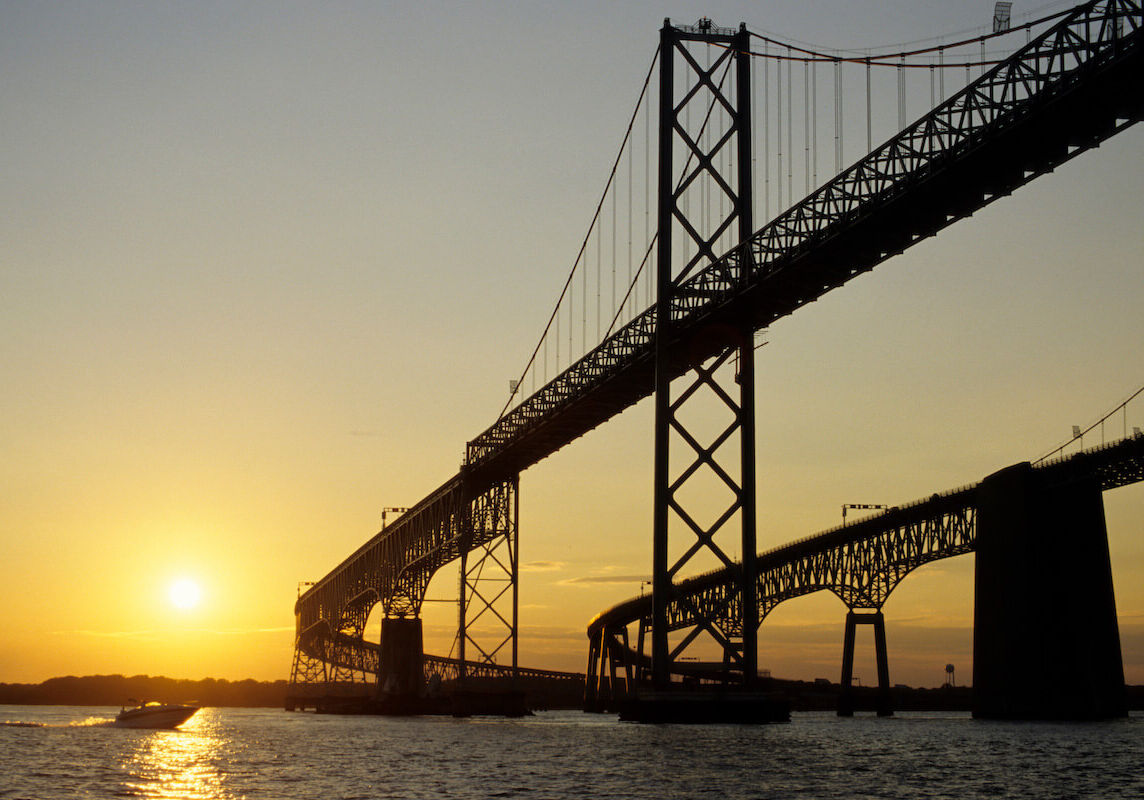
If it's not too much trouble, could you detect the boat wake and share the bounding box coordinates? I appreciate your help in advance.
[1,717,116,728]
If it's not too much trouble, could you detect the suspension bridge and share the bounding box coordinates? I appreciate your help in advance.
[288,1,1144,720]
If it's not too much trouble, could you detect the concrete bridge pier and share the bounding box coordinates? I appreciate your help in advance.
[837,610,893,717]
[973,462,1126,719]
[378,617,425,700]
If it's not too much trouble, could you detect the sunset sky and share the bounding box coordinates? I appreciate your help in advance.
[3,0,1142,690]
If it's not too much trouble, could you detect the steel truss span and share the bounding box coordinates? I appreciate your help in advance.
[584,435,1144,687]
[294,1,1142,687]
[292,479,515,682]
[465,0,1143,484]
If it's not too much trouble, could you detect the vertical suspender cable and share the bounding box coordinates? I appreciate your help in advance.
[627,122,632,320]
[786,45,792,208]
[803,58,810,196]
[582,235,587,354]
[811,59,817,189]
[776,55,783,214]
[596,213,601,341]
[646,94,651,309]
[865,57,872,154]
[939,46,945,102]
[763,42,770,221]
[569,254,575,361]
[752,49,758,222]
[611,170,616,319]
[834,58,842,174]
[898,55,905,130]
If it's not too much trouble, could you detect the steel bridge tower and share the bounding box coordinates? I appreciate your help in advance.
[650,19,758,693]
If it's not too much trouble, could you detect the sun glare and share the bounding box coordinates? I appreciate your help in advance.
[169,578,202,610]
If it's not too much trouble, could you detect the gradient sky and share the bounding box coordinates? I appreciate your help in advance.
[3,0,1142,689]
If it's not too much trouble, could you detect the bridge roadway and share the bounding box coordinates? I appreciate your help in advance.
[295,1,1144,671]
[584,435,1144,677]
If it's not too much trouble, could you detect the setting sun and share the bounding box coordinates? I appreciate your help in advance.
[169,579,202,610]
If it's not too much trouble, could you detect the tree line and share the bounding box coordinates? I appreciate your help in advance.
[0,674,288,708]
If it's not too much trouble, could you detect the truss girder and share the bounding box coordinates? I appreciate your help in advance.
[465,0,1143,484]
[292,478,517,673]
[422,654,582,685]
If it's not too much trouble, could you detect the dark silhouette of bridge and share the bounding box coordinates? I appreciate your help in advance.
[289,1,1144,720]
[585,433,1144,718]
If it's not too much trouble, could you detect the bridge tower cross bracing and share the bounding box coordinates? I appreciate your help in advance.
[456,475,520,683]
[651,18,758,691]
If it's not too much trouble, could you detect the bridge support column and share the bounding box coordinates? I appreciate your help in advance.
[837,610,893,717]
[973,462,1125,719]
[378,617,425,699]
[583,631,602,712]
[457,476,519,685]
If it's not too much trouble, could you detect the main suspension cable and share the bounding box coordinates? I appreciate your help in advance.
[498,47,659,420]
[744,4,1075,66]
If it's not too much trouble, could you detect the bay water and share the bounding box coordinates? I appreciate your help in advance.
[2,705,1141,799]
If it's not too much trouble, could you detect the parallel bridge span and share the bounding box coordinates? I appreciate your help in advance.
[585,435,1144,657]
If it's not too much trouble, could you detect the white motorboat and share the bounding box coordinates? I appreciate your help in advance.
[114,701,198,729]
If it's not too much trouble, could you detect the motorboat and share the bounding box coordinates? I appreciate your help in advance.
[114,701,199,729]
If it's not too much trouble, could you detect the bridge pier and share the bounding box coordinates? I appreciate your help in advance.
[973,462,1126,719]
[584,626,635,713]
[378,617,425,700]
[837,610,893,717]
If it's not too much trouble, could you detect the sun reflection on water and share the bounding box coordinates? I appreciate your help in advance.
[119,709,233,799]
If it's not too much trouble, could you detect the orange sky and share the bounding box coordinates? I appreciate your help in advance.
[2,1,1142,689]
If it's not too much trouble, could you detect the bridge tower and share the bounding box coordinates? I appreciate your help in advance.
[650,19,759,696]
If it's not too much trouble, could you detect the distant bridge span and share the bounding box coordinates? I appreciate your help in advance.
[585,434,1144,674]
[292,1,1144,694]
[584,434,1144,715]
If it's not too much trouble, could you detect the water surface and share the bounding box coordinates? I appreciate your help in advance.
[2,705,1140,799]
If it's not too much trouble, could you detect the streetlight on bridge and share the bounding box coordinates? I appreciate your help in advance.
[381,507,409,529]
[841,503,888,525]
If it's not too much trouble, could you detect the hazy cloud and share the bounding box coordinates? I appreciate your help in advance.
[560,574,648,586]
[522,560,565,572]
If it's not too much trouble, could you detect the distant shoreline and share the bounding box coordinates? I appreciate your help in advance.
[0,674,288,709]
